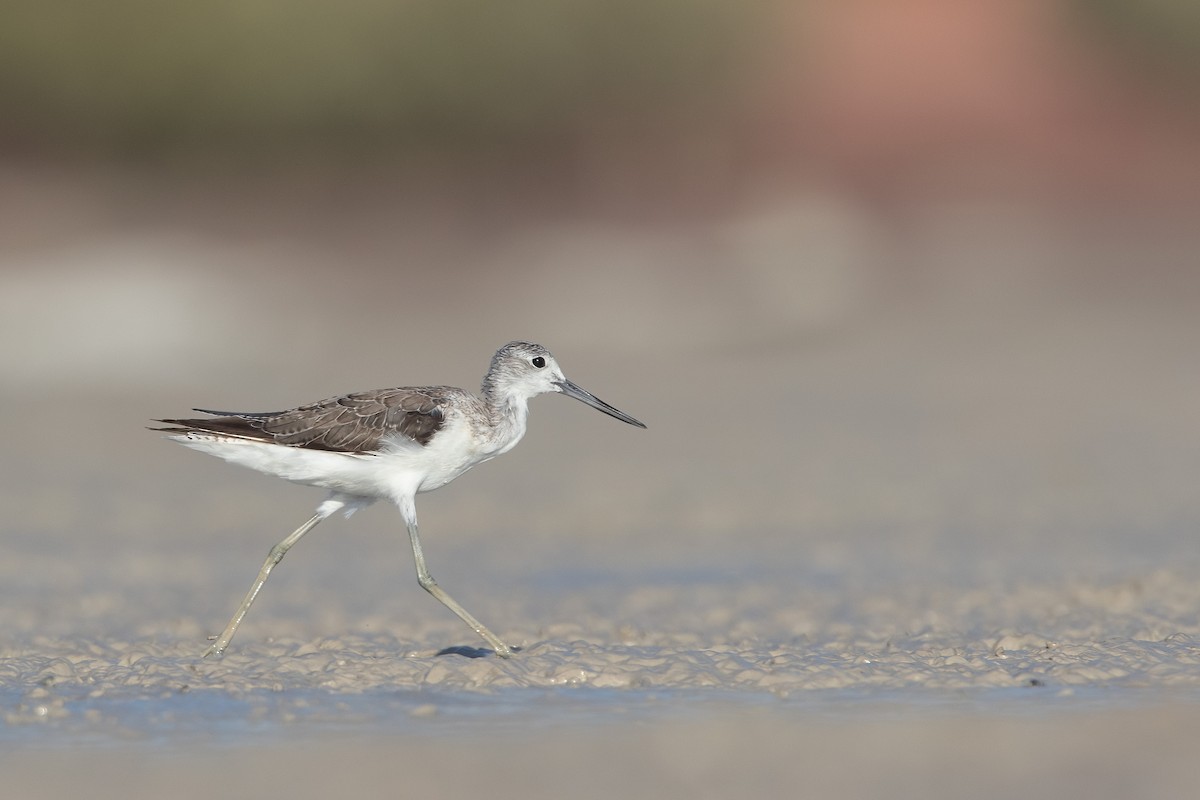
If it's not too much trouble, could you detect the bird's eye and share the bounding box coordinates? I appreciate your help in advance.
[531,356,546,368]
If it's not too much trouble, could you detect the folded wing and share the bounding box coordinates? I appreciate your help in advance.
[152,387,457,452]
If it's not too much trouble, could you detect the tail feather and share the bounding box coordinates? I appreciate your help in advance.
[191,407,282,418]
[149,415,271,441]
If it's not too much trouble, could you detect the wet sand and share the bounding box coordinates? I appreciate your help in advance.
[2,176,1199,798]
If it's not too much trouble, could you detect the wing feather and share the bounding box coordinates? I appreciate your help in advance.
[153,386,464,452]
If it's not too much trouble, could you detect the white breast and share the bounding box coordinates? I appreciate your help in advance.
[168,402,529,503]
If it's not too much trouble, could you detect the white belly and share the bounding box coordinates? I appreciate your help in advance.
[170,416,509,502]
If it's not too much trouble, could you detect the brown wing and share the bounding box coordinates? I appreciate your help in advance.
[153,386,462,452]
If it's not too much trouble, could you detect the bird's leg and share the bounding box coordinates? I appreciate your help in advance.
[405,519,514,658]
[202,510,328,658]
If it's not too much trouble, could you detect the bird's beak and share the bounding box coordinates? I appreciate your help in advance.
[555,380,647,428]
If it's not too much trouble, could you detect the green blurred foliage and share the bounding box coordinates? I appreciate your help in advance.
[0,0,758,159]
[1073,0,1200,79]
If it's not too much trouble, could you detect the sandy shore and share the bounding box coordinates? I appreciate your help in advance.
[1,173,1198,798]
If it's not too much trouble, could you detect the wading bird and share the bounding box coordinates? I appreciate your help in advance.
[153,341,646,658]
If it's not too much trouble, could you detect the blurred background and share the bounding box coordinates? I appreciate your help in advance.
[4,5,1200,794]
[0,0,1198,645]
[0,0,1196,372]
[1,0,1197,372]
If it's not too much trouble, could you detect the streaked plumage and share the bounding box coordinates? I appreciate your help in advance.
[153,341,646,658]
[158,386,453,450]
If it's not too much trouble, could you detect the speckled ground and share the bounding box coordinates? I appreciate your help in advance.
[2,181,1199,798]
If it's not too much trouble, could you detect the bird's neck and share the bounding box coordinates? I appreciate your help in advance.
[480,383,530,455]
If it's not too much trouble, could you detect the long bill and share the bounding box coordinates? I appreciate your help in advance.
[555,379,647,428]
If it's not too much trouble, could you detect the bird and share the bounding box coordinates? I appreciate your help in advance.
[152,341,646,659]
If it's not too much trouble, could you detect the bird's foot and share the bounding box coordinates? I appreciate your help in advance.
[201,637,226,659]
[435,643,518,659]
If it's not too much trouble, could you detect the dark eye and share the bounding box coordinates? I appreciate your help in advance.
[531,356,546,368]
